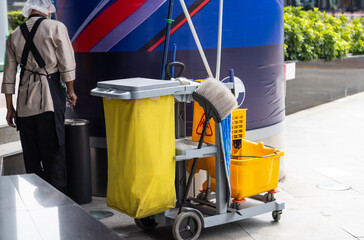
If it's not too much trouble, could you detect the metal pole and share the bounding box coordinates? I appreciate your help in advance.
[179,0,213,78]
[215,123,227,214]
[160,0,174,80]
[215,0,223,81]
[0,0,9,68]
[171,44,177,77]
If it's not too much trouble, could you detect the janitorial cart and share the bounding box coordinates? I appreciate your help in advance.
[91,75,285,240]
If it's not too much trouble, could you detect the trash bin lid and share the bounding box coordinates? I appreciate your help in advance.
[65,119,89,126]
[96,78,180,91]
[91,77,195,100]
[90,77,233,100]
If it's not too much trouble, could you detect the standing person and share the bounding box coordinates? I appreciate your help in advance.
[1,0,76,193]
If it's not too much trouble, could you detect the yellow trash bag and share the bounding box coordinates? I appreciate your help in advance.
[103,95,176,219]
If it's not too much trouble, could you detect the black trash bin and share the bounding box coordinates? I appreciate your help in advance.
[65,119,92,204]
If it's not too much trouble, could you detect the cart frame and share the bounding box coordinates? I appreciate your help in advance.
[91,77,285,239]
[150,91,285,239]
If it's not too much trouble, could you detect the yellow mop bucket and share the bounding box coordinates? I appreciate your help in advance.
[103,95,176,219]
[203,139,283,200]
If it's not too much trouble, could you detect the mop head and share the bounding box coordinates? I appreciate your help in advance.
[194,78,237,122]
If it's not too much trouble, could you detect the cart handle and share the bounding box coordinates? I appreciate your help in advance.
[166,61,185,79]
[90,88,131,99]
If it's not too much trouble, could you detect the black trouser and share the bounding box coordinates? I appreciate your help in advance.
[17,111,66,193]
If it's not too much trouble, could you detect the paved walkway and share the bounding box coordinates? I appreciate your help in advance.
[82,92,364,239]
[2,70,364,239]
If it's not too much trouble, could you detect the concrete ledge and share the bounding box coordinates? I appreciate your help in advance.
[0,141,22,158]
[2,153,25,175]
[0,124,20,145]
[0,141,23,175]
[286,56,364,115]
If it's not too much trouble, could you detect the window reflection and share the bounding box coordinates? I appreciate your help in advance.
[31,207,61,240]
[0,176,41,239]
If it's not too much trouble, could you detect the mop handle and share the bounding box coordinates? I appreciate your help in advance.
[179,114,211,214]
[215,0,223,81]
[179,0,214,78]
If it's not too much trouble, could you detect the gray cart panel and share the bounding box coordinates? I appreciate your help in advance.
[97,78,180,91]
[91,78,233,101]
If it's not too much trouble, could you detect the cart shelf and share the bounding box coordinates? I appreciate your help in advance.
[175,138,217,162]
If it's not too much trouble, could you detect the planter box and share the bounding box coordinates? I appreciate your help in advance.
[285,55,364,115]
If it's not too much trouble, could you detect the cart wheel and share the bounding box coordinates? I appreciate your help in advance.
[135,216,158,230]
[263,193,275,203]
[230,202,237,210]
[230,202,244,210]
[272,210,282,222]
[173,211,202,240]
[230,199,246,210]
[197,192,206,200]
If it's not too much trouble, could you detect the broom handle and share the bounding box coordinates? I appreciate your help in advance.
[215,0,223,81]
[179,0,214,78]
[179,115,211,213]
[160,0,174,80]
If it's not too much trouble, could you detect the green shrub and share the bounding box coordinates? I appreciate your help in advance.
[284,7,351,61]
[350,18,364,55]
[8,11,26,33]
[284,6,364,61]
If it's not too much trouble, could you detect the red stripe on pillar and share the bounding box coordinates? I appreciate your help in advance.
[147,0,210,52]
[73,0,146,52]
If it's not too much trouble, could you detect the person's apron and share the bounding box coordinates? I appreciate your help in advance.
[18,16,66,146]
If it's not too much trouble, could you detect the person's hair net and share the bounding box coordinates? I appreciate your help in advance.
[22,0,56,18]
